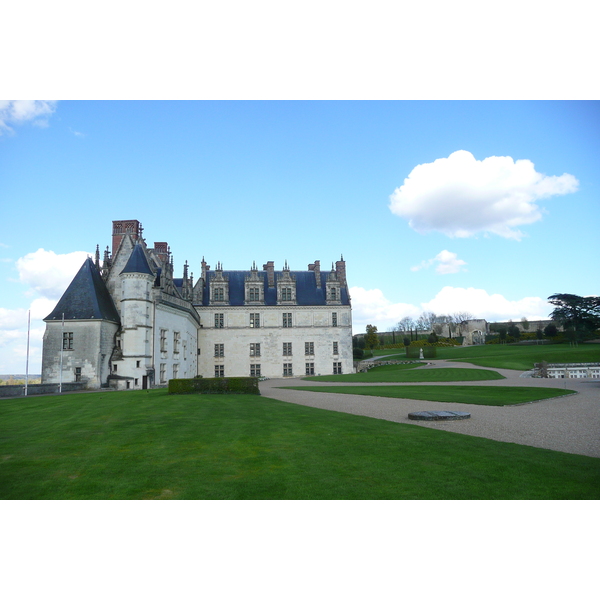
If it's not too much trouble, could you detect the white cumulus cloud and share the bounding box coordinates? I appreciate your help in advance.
[421,286,552,322]
[350,285,552,332]
[411,249,467,274]
[16,248,91,299]
[350,286,420,332]
[389,150,579,240]
[0,100,57,134]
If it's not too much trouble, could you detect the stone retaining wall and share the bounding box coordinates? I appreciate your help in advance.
[0,382,87,398]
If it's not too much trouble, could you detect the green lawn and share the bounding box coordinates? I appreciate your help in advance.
[0,388,597,499]
[284,385,577,405]
[306,365,504,383]
[373,344,600,371]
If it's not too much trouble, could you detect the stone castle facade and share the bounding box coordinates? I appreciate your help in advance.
[42,220,353,389]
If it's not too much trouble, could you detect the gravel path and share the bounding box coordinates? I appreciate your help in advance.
[259,361,600,458]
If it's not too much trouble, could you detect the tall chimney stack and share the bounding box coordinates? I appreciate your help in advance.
[112,220,141,257]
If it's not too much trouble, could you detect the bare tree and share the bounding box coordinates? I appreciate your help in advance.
[452,312,474,324]
[417,312,437,332]
[396,317,415,333]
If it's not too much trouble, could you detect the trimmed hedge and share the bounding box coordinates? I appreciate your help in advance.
[168,377,260,395]
[380,338,460,349]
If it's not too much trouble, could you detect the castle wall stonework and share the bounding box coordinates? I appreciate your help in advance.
[42,220,353,389]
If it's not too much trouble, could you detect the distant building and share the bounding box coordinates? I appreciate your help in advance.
[536,363,600,379]
[42,220,353,389]
[435,319,489,345]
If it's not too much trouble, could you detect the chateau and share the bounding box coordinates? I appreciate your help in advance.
[42,220,353,389]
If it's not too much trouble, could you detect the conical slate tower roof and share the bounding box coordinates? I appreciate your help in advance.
[45,257,121,323]
[121,242,154,275]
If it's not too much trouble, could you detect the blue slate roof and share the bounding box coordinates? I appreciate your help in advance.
[197,270,350,306]
[121,243,154,276]
[45,258,121,323]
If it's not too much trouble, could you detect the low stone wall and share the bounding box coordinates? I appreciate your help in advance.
[0,382,87,398]
[356,360,422,373]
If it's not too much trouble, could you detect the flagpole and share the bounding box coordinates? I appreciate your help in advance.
[25,309,31,396]
[59,312,64,394]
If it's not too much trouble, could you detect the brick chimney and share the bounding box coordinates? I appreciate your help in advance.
[308,260,321,288]
[263,261,275,288]
[335,255,347,287]
[153,242,169,265]
[112,220,142,256]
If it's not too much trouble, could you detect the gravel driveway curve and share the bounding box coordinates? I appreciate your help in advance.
[259,361,600,458]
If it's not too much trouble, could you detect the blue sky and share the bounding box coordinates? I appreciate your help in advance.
[1,100,598,374]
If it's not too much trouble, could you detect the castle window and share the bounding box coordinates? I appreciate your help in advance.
[173,364,179,379]
[250,343,261,357]
[332,312,338,327]
[248,287,260,302]
[281,287,292,301]
[63,332,73,350]
[74,367,81,382]
[250,364,261,377]
[330,287,337,300]
[305,363,315,376]
[283,313,292,328]
[333,341,338,355]
[136,360,141,368]
[113,364,118,372]
[214,313,224,328]
[215,365,224,378]
[283,363,293,377]
[250,313,260,328]
[173,331,180,353]
[305,342,314,356]
[160,364,166,383]
[283,342,292,356]
[333,362,342,374]
[160,329,167,352]
[213,287,224,302]
[214,344,224,357]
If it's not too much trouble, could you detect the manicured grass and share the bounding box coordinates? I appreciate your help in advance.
[0,388,596,499]
[374,344,600,371]
[284,385,577,405]
[306,365,504,383]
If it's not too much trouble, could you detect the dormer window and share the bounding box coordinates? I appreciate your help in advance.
[244,267,265,304]
[326,278,341,305]
[277,268,296,304]
[210,268,229,304]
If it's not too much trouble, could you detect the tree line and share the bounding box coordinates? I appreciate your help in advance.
[392,311,474,339]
